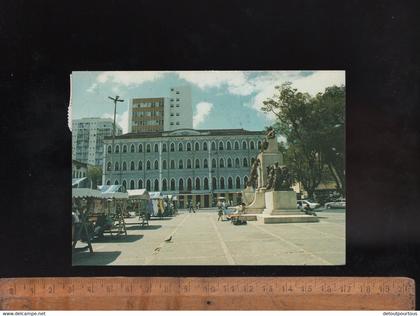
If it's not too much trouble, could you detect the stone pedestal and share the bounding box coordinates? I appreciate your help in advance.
[244,188,266,214]
[260,190,319,224]
[242,185,255,206]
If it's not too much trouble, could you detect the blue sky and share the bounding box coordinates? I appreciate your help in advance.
[70,71,345,133]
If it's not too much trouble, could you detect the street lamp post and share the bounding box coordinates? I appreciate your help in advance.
[108,95,124,185]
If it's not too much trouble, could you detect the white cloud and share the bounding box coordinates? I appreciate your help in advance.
[250,71,345,121]
[96,71,167,86]
[86,83,98,93]
[101,109,129,134]
[193,102,214,128]
[177,71,255,96]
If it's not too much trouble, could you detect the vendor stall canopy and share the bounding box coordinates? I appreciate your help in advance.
[72,177,89,188]
[97,185,129,199]
[127,189,150,200]
[149,192,163,199]
[72,188,103,199]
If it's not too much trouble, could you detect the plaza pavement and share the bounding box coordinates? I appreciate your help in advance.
[72,208,345,266]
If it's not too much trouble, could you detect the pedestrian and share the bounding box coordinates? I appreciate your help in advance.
[196,201,200,212]
[218,207,223,221]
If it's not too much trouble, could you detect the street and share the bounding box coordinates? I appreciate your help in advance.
[72,208,345,266]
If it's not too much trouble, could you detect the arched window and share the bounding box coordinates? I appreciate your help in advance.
[212,159,217,168]
[195,142,200,151]
[123,145,127,153]
[170,179,176,191]
[187,142,192,151]
[244,176,249,188]
[162,179,167,191]
[203,159,208,168]
[236,176,241,189]
[228,177,233,189]
[154,179,159,191]
[130,180,135,190]
[204,177,209,190]
[187,178,192,191]
[170,143,175,152]
[187,159,192,169]
[178,160,183,169]
[138,179,143,189]
[195,178,201,190]
[195,159,200,169]
[138,144,143,152]
[162,160,167,169]
[107,145,112,153]
[250,141,255,150]
[257,141,262,150]
[203,142,208,151]
[162,143,167,152]
[146,144,151,152]
[212,177,217,190]
[179,178,184,191]
[122,180,127,189]
[251,157,255,165]
[146,160,151,170]
[211,141,216,151]
[130,144,135,153]
[243,158,248,167]
[235,158,240,168]
[219,158,225,168]
[107,162,112,171]
[138,161,143,170]
[154,144,159,152]
[115,145,120,153]
[122,161,127,171]
[106,180,111,185]
[154,160,159,170]
[219,141,224,150]
[130,161,135,170]
[227,141,232,150]
[170,160,175,169]
[220,177,225,189]
[146,179,151,191]
[115,162,119,171]
[114,180,119,185]
[227,158,232,168]
[178,143,183,152]
[234,141,239,150]
[242,141,247,150]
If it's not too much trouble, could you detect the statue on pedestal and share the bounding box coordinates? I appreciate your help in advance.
[265,163,293,191]
[260,127,276,152]
[247,159,260,189]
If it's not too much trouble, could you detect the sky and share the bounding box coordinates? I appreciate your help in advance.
[70,71,345,133]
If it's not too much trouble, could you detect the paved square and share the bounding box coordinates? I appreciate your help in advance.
[72,209,345,265]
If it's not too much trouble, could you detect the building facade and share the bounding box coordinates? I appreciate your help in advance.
[72,118,123,166]
[102,128,264,208]
[128,86,192,133]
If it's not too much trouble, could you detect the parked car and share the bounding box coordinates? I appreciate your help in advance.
[297,200,320,209]
[324,199,346,209]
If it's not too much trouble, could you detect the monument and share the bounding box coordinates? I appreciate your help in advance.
[243,128,319,224]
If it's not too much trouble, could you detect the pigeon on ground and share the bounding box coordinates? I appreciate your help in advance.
[164,236,172,242]
[153,247,161,252]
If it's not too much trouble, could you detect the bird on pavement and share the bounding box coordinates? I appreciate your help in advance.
[164,236,172,242]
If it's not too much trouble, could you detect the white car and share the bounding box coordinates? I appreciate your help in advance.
[324,199,346,209]
[297,200,320,209]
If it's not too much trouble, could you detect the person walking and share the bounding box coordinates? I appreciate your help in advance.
[218,207,223,221]
[196,201,200,212]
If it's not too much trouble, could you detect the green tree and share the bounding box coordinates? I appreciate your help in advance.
[87,165,103,189]
[261,82,345,198]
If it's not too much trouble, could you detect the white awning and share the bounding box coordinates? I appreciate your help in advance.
[72,188,103,199]
[127,189,150,200]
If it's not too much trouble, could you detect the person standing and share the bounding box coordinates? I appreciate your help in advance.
[196,201,200,212]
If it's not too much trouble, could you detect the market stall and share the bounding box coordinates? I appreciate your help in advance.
[127,189,150,226]
[97,185,129,236]
[72,188,105,253]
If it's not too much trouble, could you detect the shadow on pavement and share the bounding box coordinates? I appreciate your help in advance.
[126,225,162,230]
[92,235,144,243]
[149,217,174,221]
[72,251,121,265]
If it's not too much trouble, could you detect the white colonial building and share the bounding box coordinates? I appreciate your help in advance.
[102,128,264,208]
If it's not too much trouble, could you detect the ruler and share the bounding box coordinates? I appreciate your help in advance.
[0,277,415,310]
